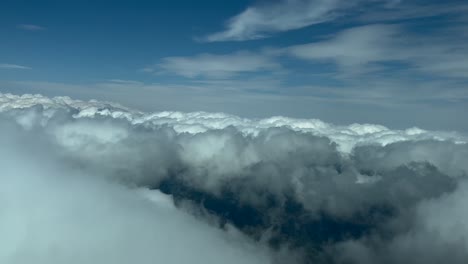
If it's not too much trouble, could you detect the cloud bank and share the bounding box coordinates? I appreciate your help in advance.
[1,92,467,263]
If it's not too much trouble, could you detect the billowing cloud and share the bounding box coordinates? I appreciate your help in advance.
[333,178,468,264]
[0,96,275,264]
[1,92,468,263]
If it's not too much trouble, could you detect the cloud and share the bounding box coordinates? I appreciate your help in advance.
[2,92,468,263]
[201,1,468,42]
[139,19,468,119]
[146,51,281,79]
[17,24,46,31]
[284,23,468,78]
[1,92,468,263]
[357,2,468,23]
[1,93,464,153]
[202,0,349,42]
[200,0,423,42]
[286,24,399,69]
[334,178,468,264]
[3,73,467,133]
[0,63,31,70]
[0,100,274,264]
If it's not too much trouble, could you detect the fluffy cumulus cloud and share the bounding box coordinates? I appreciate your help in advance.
[1,92,468,263]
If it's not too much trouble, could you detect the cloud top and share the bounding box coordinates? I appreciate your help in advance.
[1,93,463,153]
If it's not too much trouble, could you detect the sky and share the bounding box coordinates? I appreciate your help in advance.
[1,0,468,131]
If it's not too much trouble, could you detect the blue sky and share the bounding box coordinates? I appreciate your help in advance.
[1,0,468,131]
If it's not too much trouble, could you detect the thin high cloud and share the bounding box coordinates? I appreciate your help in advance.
[158,17,468,81]
[182,23,468,85]
[202,0,351,42]
[17,24,46,31]
[142,22,468,113]
[0,63,31,70]
[200,0,415,42]
[357,1,468,23]
[284,24,468,78]
[201,0,468,42]
[145,51,281,79]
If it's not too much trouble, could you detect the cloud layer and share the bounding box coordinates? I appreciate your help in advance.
[1,92,468,263]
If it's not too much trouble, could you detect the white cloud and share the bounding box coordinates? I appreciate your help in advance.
[357,2,468,23]
[286,24,399,69]
[1,92,464,153]
[17,24,46,31]
[335,178,468,264]
[202,0,349,42]
[0,63,31,70]
[147,51,281,78]
[285,24,468,78]
[0,99,274,264]
[1,92,468,263]
[201,1,467,42]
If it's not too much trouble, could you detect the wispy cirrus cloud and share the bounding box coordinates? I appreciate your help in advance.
[17,24,46,31]
[202,0,350,42]
[357,1,468,23]
[145,51,281,79]
[284,23,468,78]
[0,63,31,70]
[201,0,468,42]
